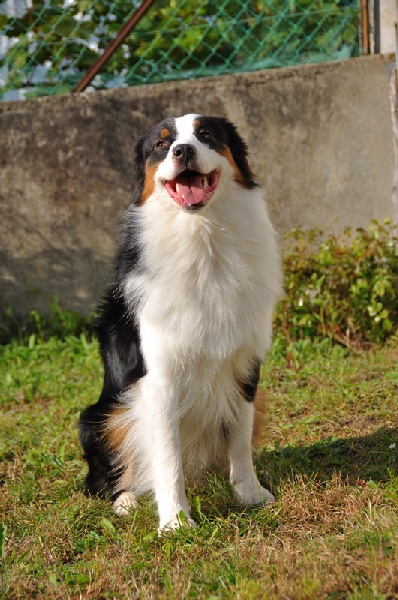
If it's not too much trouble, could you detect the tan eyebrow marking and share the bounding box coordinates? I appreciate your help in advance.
[160,128,170,138]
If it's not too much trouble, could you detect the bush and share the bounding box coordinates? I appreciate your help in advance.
[1,221,397,348]
[275,220,398,347]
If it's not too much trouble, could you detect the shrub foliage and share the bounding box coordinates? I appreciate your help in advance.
[1,221,397,347]
[275,220,398,346]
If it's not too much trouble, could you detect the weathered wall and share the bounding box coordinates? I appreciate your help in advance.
[0,54,395,315]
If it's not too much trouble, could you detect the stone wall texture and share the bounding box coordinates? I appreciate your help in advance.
[0,54,395,315]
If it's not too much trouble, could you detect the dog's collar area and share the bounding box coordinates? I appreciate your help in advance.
[164,169,220,210]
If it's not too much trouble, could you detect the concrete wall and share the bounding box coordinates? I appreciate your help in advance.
[0,55,395,315]
[380,0,396,53]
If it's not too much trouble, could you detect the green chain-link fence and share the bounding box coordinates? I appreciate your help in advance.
[0,0,360,101]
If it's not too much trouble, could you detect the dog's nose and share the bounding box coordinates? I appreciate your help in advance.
[173,144,196,164]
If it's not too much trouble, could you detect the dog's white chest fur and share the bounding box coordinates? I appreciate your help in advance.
[120,182,282,492]
[125,183,280,365]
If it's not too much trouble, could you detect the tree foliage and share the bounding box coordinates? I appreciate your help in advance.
[0,0,359,97]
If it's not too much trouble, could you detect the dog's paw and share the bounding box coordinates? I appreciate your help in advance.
[158,514,197,536]
[113,491,138,516]
[232,481,275,506]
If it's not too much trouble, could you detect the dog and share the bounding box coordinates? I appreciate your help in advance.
[79,114,282,531]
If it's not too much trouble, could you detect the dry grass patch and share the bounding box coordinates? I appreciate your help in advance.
[1,335,397,599]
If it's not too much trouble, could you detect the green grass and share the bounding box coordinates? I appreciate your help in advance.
[1,333,398,599]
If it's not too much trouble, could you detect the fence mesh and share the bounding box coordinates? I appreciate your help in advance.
[0,0,360,101]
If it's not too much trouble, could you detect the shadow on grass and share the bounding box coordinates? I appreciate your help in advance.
[189,427,398,522]
[257,425,398,490]
[64,427,398,528]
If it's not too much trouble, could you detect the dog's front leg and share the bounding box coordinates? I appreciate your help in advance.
[229,400,275,506]
[141,375,196,532]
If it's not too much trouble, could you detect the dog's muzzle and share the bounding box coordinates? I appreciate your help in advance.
[164,168,220,211]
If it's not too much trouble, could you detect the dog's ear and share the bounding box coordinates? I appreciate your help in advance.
[132,137,146,205]
[222,119,257,189]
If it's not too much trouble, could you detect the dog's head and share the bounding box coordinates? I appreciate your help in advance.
[133,114,257,212]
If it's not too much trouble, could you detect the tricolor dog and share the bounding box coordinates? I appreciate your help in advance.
[79,114,282,531]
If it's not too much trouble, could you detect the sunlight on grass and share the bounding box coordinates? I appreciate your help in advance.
[1,331,397,598]
[1,221,397,597]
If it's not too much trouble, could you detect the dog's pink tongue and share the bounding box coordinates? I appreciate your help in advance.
[176,174,206,206]
[178,182,205,205]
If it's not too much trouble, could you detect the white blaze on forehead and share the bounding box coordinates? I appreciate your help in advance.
[173,113,221,174]
[174,114,201,143]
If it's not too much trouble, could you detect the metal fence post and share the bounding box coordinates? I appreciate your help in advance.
[73,0,154,93]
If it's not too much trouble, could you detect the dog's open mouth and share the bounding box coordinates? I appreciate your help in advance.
[164,169,220,211]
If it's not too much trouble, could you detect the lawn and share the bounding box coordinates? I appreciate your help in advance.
[1,331,397,599]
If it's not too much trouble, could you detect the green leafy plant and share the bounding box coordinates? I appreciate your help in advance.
[1,221,396,348]
[275,219,398,347]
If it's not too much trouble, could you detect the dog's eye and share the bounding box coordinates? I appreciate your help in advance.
[155,140,168,149]
[199,130,212,140]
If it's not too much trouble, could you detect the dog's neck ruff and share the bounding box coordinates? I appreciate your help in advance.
[124,183,281,364]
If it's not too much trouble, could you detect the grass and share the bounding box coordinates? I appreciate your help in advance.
[1,332,398,599]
